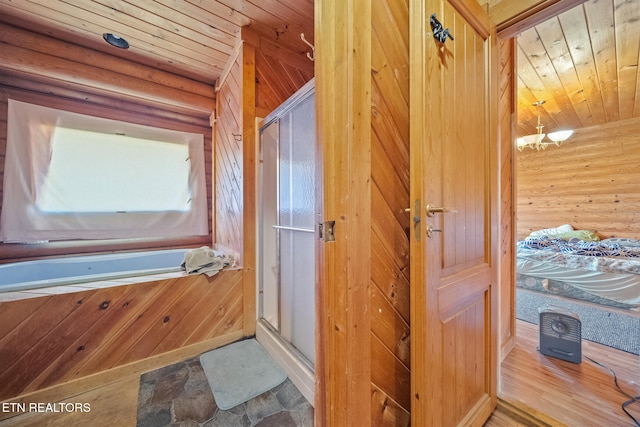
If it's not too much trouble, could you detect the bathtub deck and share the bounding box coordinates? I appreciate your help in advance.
[0,271,186,301]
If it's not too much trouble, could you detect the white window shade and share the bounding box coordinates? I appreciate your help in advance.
[1,99,209,243]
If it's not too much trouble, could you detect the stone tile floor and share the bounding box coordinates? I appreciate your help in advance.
[136,355,313,427]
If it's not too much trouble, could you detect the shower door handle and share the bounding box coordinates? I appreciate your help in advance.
[272,225,315,233]
[318,220,336,242]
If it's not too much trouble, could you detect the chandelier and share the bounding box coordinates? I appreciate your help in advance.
[517,100,573,151]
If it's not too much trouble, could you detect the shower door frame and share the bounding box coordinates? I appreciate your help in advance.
[257,79,317,377]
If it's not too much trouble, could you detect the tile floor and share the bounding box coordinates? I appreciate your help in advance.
[136,355,313,427]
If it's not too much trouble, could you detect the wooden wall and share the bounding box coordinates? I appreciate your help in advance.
[315,0,373,422]
[254,34,315,118]
[516,116,640,240]
[214,28,314,260]
[497,37,516,360]
[0,270,243,404]
[370,0,411,425]
[315,0,412,424]
[0,22,215,262]
[214,54,244,259]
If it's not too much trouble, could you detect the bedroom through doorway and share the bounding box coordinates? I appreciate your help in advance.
[503,0,640,424]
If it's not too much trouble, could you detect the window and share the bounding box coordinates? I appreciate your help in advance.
[0,99,209,243]
[39,128,192,213]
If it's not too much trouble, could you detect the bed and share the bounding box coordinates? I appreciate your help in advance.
[516,226,640,311]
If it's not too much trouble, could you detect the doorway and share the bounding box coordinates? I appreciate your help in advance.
[500,1,640,424]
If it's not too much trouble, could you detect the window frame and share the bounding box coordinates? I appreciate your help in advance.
[0,97,213,261]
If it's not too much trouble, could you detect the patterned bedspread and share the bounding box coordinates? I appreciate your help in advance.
[516,236,640,307]
[517,236,640,276]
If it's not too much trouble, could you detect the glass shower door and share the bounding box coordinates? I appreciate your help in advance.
[259,90,316,366]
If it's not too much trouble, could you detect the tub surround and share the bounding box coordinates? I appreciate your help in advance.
[0,269,244,402]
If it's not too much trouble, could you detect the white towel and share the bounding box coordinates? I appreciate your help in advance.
[182,246,224,277]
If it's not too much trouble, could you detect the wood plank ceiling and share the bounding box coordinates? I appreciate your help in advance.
[3,0,637,141]
[516,0,640,137]
[0,0,314,86]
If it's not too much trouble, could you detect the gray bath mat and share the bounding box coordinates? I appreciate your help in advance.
[199,338,287,410]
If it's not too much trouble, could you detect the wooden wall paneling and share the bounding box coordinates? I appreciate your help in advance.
[256,36,316,77]
[73,282,195,376]
[32,282,184,390]
[498,37,516,361]
[371,384,411,427]
[370,286,410,368]
[0,23,215,99]
[254,39,315,116]
[370,0,411,422]
[371,333,411,411]
[0,270,244,401]
[0,28,214,116]
[181,271,244,344]
[256,51,301,114]
[316,0,373,424]
[214,57,244,259]
[371,233,411,324]
[0,75,211,128]
[240,29,257,337]
[6,283,177,395]
[516,116,640,239]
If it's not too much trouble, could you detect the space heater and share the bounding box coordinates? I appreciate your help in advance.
[538,305,582,364]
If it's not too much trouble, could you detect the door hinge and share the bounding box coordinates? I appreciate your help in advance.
[318,220,336,242]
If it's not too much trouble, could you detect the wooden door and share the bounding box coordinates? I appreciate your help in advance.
[410,0,498,426]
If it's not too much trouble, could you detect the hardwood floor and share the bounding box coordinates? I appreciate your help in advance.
[497,319,640,427]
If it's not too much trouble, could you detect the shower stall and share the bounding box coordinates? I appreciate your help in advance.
[257,79,316,404]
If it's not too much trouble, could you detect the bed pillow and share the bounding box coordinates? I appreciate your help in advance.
[528,224,573,238]
[555,229,600,242]
[601,237,640,247]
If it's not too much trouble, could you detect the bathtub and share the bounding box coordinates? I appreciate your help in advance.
[0,249,188,292]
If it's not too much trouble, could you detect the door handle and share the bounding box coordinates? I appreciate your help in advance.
[425,204,457,217]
